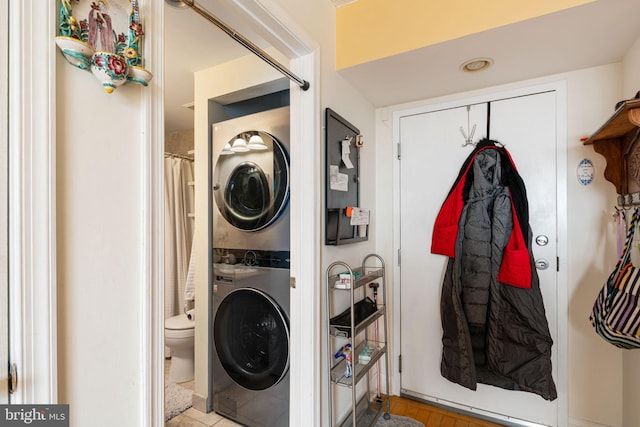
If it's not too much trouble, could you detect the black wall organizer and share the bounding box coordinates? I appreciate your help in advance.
[325,108,368,245]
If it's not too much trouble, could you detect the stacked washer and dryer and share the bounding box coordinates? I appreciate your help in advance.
[211,106,290,427]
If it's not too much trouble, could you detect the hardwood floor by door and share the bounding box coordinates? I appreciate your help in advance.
[389,395,505,427]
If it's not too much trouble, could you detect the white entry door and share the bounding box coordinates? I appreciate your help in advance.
[398,89,560,426]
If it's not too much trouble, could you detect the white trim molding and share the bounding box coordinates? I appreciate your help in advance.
[568,417,612,427]
[217,1,322,423]
[8,1,58,403]
[288,49,322,426]
[330,0,359,8]
[140,0,165,426]
[0,0,9,405]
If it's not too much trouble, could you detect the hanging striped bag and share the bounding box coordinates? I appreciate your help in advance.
[590,207,640,349]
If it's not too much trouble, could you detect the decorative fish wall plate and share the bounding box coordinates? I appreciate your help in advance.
[56,0,153,93]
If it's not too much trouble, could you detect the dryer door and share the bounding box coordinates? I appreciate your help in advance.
[214,288,289,390]
[214,131,289,231]
[224,161,271,229]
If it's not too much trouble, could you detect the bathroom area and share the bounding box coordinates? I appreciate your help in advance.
[163,127,197,421]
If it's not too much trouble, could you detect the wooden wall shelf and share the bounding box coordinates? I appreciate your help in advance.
[584,99,640,198]
[584,99,640,145]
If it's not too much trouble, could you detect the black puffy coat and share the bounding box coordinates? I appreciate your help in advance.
[431,140,557,401]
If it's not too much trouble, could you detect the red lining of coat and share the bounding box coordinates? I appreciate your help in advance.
[430,147,532,289]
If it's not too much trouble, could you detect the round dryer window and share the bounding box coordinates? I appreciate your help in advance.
[214,288,290,391]
[213,131,289,231]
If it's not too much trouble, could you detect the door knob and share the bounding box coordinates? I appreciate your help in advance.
[535,235,549,246]
[535,258,549,270]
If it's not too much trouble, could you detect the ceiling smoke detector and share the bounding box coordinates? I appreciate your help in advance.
[460,57,493,73]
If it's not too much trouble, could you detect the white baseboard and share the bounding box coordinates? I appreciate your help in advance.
[568,417,612,427]
[191,392,207,413]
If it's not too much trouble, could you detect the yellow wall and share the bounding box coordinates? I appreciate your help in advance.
[336,0,595,68]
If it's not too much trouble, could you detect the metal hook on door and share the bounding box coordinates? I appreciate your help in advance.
[460,105,477,147]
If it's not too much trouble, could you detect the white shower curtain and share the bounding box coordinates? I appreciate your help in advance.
[164,156,195,324]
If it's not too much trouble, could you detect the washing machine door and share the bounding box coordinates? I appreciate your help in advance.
[214,288,289,390]
[214,131,289,231]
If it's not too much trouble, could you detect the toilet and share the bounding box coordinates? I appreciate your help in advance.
[165,313,195,383]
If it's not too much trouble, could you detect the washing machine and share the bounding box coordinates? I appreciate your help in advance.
[212,107,290,252]
[212,258,290,427]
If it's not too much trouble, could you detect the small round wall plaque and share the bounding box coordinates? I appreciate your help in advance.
[577,158,594,186]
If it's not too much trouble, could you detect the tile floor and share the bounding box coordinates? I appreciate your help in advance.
[165,359,241,427]
[165,408,241,427]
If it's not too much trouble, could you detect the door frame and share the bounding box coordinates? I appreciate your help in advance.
[391,81,568,426]
[143,1,321,426]
[0,0,9,405]
[8,1,58,404]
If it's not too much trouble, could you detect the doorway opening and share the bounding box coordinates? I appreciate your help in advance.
[156,1,320,425]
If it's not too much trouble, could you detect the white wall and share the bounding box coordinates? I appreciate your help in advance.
[565,64,622,427]
[375,63,625,427]
[622,35,640,97]
[56,55,146,425]
[622,34,640,427]
[272,0,378,266]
